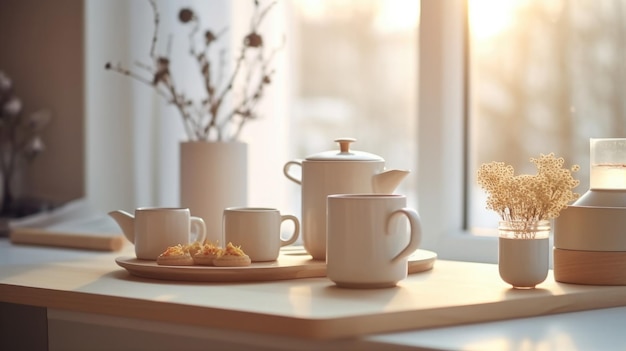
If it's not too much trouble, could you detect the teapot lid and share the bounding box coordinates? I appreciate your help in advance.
[305,138,384,161]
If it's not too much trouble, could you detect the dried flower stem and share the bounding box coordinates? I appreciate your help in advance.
[0,71,51,213]
[500,219,550,239]
[477,153,581,224]
[105,0,282,142]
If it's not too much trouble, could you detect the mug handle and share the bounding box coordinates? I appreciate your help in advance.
[283,160,303,185]
[389,208,422,264]
[190,216,207,243]
[279,214,300,247]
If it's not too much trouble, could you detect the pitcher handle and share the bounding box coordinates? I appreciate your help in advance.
[389,208,422,264]
[283,160,303,185]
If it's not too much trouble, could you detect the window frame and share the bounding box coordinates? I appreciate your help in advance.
[417,0,498,263]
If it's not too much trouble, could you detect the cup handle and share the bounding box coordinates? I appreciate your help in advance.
[389,208,422,264]
[190,216,207,243]
[279,214,300,247]
[283,160,303,185]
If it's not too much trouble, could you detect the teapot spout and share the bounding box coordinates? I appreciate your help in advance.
[108,210,135,243]
[373,169,410,194]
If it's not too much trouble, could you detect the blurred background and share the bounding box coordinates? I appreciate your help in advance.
[1,0,624,238]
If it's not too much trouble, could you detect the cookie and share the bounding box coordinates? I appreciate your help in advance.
[192,242,223,266]
[183,241,203,256]
[212,242,251,267]
[213,255,251,267]
[156,244,194,266]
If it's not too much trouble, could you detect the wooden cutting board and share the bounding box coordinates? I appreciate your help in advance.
[11,228,125,251]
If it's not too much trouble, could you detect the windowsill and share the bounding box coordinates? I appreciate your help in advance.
[430,229,499,263]
[430,229,559,269]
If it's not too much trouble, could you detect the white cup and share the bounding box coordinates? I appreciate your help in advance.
[326,194,422,288]
[223,207,300,262]
[128,208,206,260]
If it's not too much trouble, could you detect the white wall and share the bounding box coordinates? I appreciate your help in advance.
[0,0,84,205]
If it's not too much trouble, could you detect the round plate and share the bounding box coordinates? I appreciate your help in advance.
[115,248,437,282]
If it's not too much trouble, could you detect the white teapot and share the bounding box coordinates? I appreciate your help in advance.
[283,138,409,260]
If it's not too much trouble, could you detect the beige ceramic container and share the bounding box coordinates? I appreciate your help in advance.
[553,205,626,285]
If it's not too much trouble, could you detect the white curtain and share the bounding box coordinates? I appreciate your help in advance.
[86,0,292,214]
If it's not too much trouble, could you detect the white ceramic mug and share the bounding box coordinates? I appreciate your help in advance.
[223,207,300,262]
[125,208,206,260]
[326,194,422,288]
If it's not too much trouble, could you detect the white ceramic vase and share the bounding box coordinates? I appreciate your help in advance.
[498,220,550,289]
[180,141,247,245]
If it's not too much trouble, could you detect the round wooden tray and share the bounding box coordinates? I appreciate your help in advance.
[554,248,626,285]
[116,248,437,282]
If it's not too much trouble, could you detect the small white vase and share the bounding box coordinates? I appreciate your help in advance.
[180,141,247,245]
[498,220,550,289]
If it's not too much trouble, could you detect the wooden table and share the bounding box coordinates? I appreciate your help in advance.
[3,238,626,350]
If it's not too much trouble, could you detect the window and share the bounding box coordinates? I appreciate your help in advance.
[283,0,419,214]
[88,0,479,260]
[282,0,499,262]
[467,0,626,233]
[416,0,497,262]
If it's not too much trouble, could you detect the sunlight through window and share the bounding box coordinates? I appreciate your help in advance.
[467,0,626,232]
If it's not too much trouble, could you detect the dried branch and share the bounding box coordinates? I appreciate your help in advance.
[148,0,159,59]
[105,0,283,142]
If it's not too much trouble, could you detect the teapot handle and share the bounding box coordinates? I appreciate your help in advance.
[283,160,303,185]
